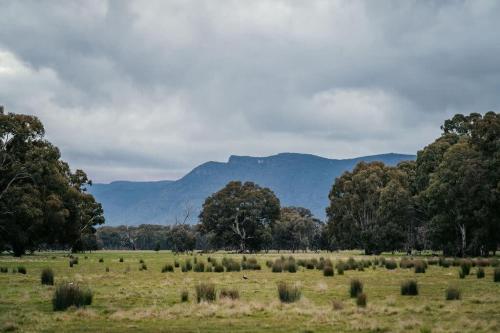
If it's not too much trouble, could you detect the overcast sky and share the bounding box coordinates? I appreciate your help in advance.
[1,1,499,182]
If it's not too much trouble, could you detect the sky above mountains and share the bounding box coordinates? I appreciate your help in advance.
[1,1,499,182]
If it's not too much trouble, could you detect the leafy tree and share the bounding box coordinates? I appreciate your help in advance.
[273,207,322,252]
[199,181,280,252]
[0,109,104,255]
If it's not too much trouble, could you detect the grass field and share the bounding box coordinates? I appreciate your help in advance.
[1,251,499,333]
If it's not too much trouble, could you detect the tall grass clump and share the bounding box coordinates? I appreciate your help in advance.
[272,260,283,273]
[119,257,124,263]
[277,281,301,303]
[356,292,367,307]
[494,267,500,282]
[220,288,240,300]
[385,260,397,270]
[223,258,241,272]
[194,262,205,272]
[445,287,460,300]
[41,268,54,285]
[98,258,104,263]
[349,279,363,298]
[195,283,216,303]
[52,283,93,311]
[460,259,471,276]
[139,263,147,271]
[476,267,485,279]
[174,260,180,268]
[336,261,345,275]
[323,265,334,277]
[214,263,224,272]
[242,258,261,270]
[401,280,418,296]
[181,290,189,302]
[161,264,174,273]
[414,260,426,273]
[17,266,27,274]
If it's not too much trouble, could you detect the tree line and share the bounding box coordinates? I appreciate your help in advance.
[2,108,499,256]
[0,107,104,256]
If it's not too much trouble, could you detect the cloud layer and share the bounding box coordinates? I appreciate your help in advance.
[1,0,499,182]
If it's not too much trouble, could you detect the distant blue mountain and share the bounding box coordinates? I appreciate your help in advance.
[89,152,415,226]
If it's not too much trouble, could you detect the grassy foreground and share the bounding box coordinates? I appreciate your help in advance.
[1,251,499,333]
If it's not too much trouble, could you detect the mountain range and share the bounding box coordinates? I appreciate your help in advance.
[89,152,415,226]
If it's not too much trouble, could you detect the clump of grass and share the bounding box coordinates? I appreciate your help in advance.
[242,258,261,270]
[69,257,78,266]
[41,268,54,285]
[427,258,439,265]
[284,260,297,273]
[272,260,283,273]
[195,283,216,303]
[180,290,189,302]
[0,267,8,273]
[17,266,26,274]
[174,260,180,268]
[277,281,301,303]
[224,259,241,272]
[460,259,471,275]
[194,262,205,272]
[494,268,500,282]
[98,258,104,263]
[105,267,110,272]
[445,287,461,300]
[336,261,345,275]
[323,265,334,277]
[385,260,397,270]
[401,280,418,296]
[220,288,239,300]
[414,260,426,273]
[356,292,367,307]
[266,260,273,268]
[161,264,174,273]
[139,259,144,264]
[400,257,414,269]
[350,279,363,298]
[476,267,485,279]
[214,263,224,272]
[139,263,147,271]
[119,257,124,263]
[439,257,451,267]
[459,270,466,279]
[52,283,93,311]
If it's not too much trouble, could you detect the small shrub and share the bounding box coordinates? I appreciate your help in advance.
[476,267,485,279]
[414,260,426,273]
[41,268,54,285]
[350,279,363,298]
[285,261,297,273]
[139,259,144,264]
[494,267,500,282]
[0,267,8,273]
[277,281,301,303]
[162,264,174,273]
[401,280,418,296]
[445,287,460,300]
[220,288,239,300]
[214,263,224,272]
[385,260,397,270]
[323,266,334,277]
[98,258,104,263]
[181,290,189,302]
[356,292,367,307]
[119,257,124,263]
[17,266,27,274]
[272,260,283,273]
[181,264,188,272]
[52,283,93,311]
[194,262,205,272]
[84,256,88,260]
[460,260,471,275]
[140,263,147,271]
[195,283,216,302]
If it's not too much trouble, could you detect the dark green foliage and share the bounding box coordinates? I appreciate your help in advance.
[174,260,179,268]
[445,287,461,300]
[385,260,397,270]
[494,268,500,282]
[272,260,283,273]
[162,264,174,273]
[139,259,144,264]
[277,282,301,303]
[195,283,216,303]
[323,265,334,277]
[476,267,485,279]
[41,268,54,285]
[223,258,241,272]
[401,280,418,296]
[140,263,147,271]
[350,279,363,298]
[180,290,189,302]
[194,262,205,272]
[17,266,26,274]
[0,267,8,273]
[356,292,367,307]
[220,288,239,300]
[98,258,104,263]
[119,257,124,263]
[52,283,93,311]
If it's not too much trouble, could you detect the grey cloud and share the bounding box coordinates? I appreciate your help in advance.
[0,0,499,182]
